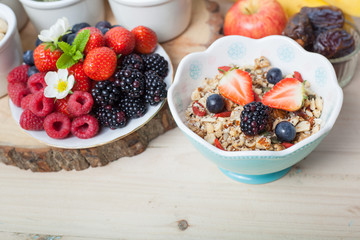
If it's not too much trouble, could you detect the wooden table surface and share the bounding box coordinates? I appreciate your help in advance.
[1,1,360,239]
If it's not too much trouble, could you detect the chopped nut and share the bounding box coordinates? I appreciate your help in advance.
[315,96,323,111]
[191,88,202,101]
[296,121,311,132]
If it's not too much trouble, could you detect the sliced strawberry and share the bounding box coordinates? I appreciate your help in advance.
[218,66,231,73]
[293,71,304,83]
[282,142,294,149]
[214,111,231,118]
[214,138,225,150]
[218,69,254,106]
[262,78,305,112]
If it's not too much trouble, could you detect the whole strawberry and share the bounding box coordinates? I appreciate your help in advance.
[68,62,91,92]
[79,27,105,55]
[83,47,117,81]
[34,44,62,72]
[131,26,158,54]
[105,26,135,55]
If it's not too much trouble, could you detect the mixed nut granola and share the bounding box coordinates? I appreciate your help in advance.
[185,56,323,151]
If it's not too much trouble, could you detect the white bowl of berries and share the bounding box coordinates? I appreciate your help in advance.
[168,35,343,184]
[8,18,172,149]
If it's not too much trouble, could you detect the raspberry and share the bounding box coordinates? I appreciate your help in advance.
[240,101,270,136]
[71,114,99,139]
[67,91,94,117]
[7,64,30,84]
[20,109,44,131]
[27,72,47,94]
[20,93,33,110]
[29,91,54,117]
[8,82,31,107]
[43,112,71,139]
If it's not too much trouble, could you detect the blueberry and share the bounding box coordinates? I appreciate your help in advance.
[266,67,282,84]
[35,38,43,47]
[61,32,73,43]
[275,121,296,142]
[23,50,34,66]
[66,33,76,45]
[100,27,110,35]
[27,65,39,77]
[206,94,224,113]
[95,20,112,30]
[72,22,90,33]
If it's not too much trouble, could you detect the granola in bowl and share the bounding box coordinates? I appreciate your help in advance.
[185,56,323,152]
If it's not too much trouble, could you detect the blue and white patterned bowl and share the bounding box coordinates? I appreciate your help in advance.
[168,35,343,184]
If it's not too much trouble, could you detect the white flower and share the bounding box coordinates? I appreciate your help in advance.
[44,69,75,99]
[38,17,70,44]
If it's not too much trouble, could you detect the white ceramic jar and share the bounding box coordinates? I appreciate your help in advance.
[108,0,192,42]
[0,3,23,97]
[0,0,28,30]
[19,0,105,33]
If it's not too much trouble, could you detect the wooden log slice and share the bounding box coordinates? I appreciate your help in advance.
[0,0,223,172]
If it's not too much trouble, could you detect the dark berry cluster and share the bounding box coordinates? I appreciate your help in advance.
[240,102,270,136]
[92,53,169,129]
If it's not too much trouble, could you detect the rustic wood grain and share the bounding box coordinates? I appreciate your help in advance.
[0,0,223,172]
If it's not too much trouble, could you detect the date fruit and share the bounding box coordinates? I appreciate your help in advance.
[313,28,355,59]
[282,12,315,50]
[300,6,344,33]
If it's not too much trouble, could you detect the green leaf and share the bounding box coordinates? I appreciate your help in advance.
[73,50,83,61]
[73,29,90,53]
[56,53,76,69]
[58,41,72,54]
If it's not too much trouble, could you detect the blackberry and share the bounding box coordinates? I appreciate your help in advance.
[120,53,144,71]
[114,68,145,98]
[120,96,147,119]
[144,71,167,106]
[95,105,127,129]
[91,80,121,107]
[240,101,270,136]
[142,53,169,79]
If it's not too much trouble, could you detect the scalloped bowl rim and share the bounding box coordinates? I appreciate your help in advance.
[168,35,343,159]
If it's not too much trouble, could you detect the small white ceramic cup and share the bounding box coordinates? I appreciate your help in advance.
[19,0,105,33]
[108,0,192,42]
[0,0,28,30]
[0,3,23,97]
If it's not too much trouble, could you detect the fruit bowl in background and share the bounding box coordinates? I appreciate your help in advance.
[18,0,105,33]
[0,3,23,97]
[329,20,360,88]
[9,44,173,149]
[108,0,192,42]
[168,35,343,184]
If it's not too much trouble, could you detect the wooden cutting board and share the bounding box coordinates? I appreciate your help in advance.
[0,0,223,172]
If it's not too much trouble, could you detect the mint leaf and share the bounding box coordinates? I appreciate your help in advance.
[58,41,72,54]
[73,29,90,53]
[56,53,76,69]
[73,50,83,61]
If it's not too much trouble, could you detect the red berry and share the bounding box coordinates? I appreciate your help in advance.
[71,114,99,139]
[27,72,47,94]
[67,91,94,117]
[43,112,71,139]
[68,62,91,92]
[105,26,135,55]
[192,101,206,117]
[54,96,74,118]
[131,26,158,54]
[20,109,44,131]
[8,82,31,107]
[20,93,34,110]
[33,44,62,72]
[79,27,105,55]
[83,47,117,81]
[29,91,54,117]
[7,65,30,84]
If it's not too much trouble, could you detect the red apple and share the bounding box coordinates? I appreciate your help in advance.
[224,0,287,39]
